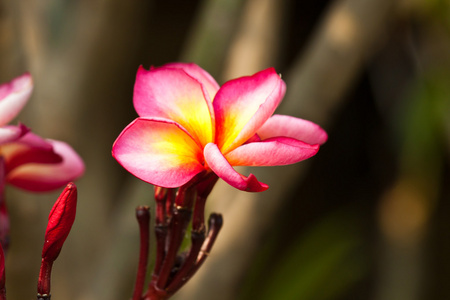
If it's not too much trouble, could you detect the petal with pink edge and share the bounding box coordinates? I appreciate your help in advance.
[0,73,33,127]
[6,140,85,192]
[133,66,214,147]
[0,124,29,145]
[1,132,63,175]
[112,117,205,188]
[204,143,268,192]
[257,114,328,145]
[225,137,319,167]
[214,68,286,154]
[163,62,220,100]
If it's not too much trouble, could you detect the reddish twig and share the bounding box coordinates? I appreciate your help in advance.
[132,206,151,300]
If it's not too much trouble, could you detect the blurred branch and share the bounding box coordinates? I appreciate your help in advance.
[221,0,283,78]
[181,0,246,80]
[175,0,398,299]
[281,0,395,126]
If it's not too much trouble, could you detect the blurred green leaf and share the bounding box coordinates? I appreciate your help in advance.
[242,210,367,300]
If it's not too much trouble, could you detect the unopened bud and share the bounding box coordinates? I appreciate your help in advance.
[41,182,77,262]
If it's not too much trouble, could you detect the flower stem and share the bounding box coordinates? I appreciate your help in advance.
[37,259,53,299]
[132,206,151,300]
[0,158,9,253]
[189,213,223,277]
[155,206,191,288]
[143,284,169,300]
[0,243,6,300]
[165,229,205,293]
[142,174,221,299]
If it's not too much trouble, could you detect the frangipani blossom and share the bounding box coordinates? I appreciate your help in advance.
[0,73,84,192]
[113,63,327,192]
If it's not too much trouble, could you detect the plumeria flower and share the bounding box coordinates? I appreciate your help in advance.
[0,73,84,192]
[113,63,327,192]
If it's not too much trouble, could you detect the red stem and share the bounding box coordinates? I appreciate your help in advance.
[153,224,168,278]
[165,189,175,221]
[153,187,174,276]
[155,207,191,289]
[0,157,9,253]
[37,259,53,298]
[165,229,205,293]
[188,214,223,278]
[0,243,6,300]
[143,283,169,300]
[132,206,151,300]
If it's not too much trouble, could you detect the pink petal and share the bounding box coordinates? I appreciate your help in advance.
[243,133,261,144]
[6,140,85,192]
[214,68,286,154]
[0,73,33,127]
[258,114,328,145]
[225,137,319,166]
[0,124,29,144]
[133,66,214,148]
[163,62,220,100]
[1,131,61,174]
[112,117,205,188]
[203,143,268,192]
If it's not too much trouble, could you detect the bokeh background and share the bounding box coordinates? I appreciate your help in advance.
[1,0,449,299]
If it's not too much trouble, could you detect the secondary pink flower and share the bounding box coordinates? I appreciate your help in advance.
[113,63,327,192]
[0,73,84,192]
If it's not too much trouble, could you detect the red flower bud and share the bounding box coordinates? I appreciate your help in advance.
[41,182,77,262]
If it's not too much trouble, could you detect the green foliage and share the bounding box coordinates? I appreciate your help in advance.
[241,210,367,300]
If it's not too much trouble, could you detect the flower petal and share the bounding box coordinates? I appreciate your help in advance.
[133,66,214,147]
[0,124,29,145]
[225,137,319,166]
[214,68,286,154]
[112,117,205,188]
[5,140,85,192]
[0,73,33,127]
[1,132,62,174]
[163,62,220,101]
[204,143,268,192]
[257,114,328,145]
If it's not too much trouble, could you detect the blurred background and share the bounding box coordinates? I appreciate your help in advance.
[0,0,449,299]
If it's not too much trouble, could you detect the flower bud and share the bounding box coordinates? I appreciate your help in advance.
[41,182,77,262]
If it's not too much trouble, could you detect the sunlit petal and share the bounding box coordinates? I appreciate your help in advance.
[133,66,214,147]
[225,137,319,166]
[214,68,286,154]
[204,143,268,192]
[0,73,33,127]
[113,117,205,188]
[163,62,220,100]
[258,114,328,145]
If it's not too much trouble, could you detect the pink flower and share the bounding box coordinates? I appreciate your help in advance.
[113,63,327,192]
[0,73,84,192]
